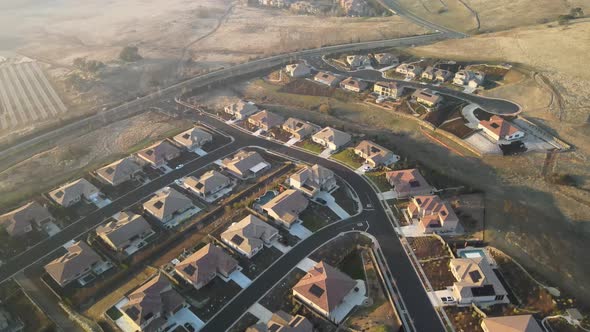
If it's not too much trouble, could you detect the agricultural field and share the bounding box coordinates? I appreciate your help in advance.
[0,60,67,132]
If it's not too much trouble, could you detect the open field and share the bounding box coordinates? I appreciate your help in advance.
[0,60,67,132]
[394,0,589,33]
[217,72,590,305]
[0,111,188,210]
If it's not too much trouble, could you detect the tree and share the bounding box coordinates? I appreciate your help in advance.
[318,103,333,115]
[570,7,584,18]
[119,46,142,62]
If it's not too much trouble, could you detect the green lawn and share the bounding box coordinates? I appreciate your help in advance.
[298,139,324,154]
[365,172,391,192]
[339,250,365,280]
[300,210,327,231]
[331,148,364,169]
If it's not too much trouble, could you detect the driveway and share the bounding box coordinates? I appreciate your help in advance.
[248,302,273,323]
[461,103,481,129]
[289,223,313,240]
[296,257,317,272]
[228,270,252,289]
[315,191,351,219]
[377,190,398,200]
[319,148,332,158]
[427,289,456,307]
[284,137,300,147]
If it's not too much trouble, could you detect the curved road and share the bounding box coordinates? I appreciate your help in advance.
[0,101,445,332]
[305,55,521,115]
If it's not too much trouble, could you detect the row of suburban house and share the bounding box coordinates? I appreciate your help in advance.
[0,126,215,239]
[385,167,515,307]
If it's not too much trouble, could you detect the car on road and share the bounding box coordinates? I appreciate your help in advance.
[184,323,195,332]
[176,164,184,170]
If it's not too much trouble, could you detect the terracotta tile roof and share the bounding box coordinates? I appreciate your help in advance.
[0,201,52,237]
[479,115,520,138]
[175,244,238,287]
[293,261,356,313]
[385,169,432,195]
[290,164,334,189]
[354,140,395,165]
[481,315,543,332]
[339,77,367,91]
[410,195,458,229]
[314,72,339,86]
[225,100,260,117]
[413,89,442,105]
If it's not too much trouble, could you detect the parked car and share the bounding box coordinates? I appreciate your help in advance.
[184,323,195,332]
[441,296,456,304]
[315,198,327,205]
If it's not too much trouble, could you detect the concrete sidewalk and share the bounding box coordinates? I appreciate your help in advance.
[15,272,83,332]
[248,302,274,323]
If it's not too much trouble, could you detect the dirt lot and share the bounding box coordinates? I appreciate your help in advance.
[213,73,590,305]
[393,0,588,33]
[0,111,188,210]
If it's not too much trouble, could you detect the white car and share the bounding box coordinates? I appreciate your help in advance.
[175,164,184,170]
[441,296,456,304]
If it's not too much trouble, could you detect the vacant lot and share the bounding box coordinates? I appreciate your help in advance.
[0,111,188,210]
[394,0,588,33]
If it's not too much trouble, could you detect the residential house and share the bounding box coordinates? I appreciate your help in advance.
[312,127,351,151]
[121,274,186,332]
[478,115,525,141]
[396,63,423,78]
[0,202,53,237]
[49,178,100,208]
[183,170,232,199]
[481,315,543,332]
[136,140,181,168]
[225,100,260,120]
[314,72,340,87]
[450,257,509,305]
[221,150,271,179]
[421,66,435,80]
[373,81,405,99]
[346,55,370,68]
[221,215,279,258]
[413,89,442,108]
[261,189,308,228]
[247,311,313,332]
[285,63,311,78]
[96,212,154,252]
[434,69,453,82]
[374,53,398,66]
[44,241,110,287]
[289,164,337,197]
[292,261,358,322]
[407,195,459,234]
[143,187,194,225]
[353,140,399,167]
[339,0,369,16]
[290,1,322,15]
[385,169,434,198]
[339,77,367,92]
[174,244,238,290]
[96,157,142,186]
[173,127,213,150]
[282,118,321,140]
[453,69,485,87]
[248,110,285,131]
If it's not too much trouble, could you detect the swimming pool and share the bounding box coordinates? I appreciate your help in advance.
[256,190,278,205]
[458,248,486,259]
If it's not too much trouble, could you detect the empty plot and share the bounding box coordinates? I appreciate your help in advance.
[0,60,67,130]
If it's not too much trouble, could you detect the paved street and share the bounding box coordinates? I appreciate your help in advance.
[0,107,447,332]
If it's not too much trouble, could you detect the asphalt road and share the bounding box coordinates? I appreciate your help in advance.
[305,55,521,115]
[0,106,446,332]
